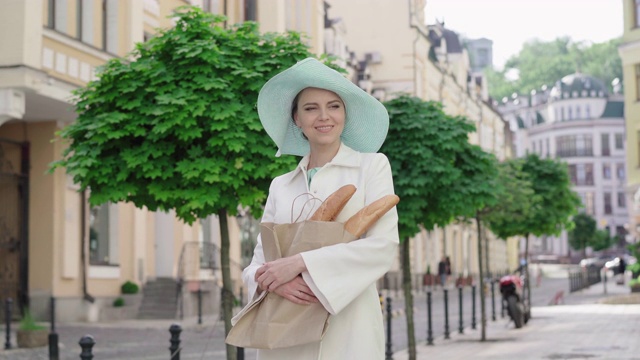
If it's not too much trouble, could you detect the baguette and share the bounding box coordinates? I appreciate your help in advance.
[344,194,399,238]
[309,184,357,221]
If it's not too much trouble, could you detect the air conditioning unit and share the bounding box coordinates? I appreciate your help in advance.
[365,52,382,64]
[0,89,26,126]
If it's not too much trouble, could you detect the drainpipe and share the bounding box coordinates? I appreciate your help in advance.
[80,190,95,303]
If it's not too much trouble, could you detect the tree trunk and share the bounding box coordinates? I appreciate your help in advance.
[524,233,532,318]
[484,227,490,278]
[219,209,237,360]
[475,215,486,341]
[402,239,416,360]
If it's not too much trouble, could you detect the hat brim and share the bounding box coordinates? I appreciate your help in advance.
[258,58,389,157]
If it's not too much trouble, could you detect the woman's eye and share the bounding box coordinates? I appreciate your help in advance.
[304,107,316,111]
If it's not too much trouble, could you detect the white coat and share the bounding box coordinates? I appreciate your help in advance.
[242,143,400,360]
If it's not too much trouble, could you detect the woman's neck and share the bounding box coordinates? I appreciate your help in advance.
[307,142,341,169]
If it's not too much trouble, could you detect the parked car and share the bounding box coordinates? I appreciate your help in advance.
[579,256,609,269]
[605,255,638,275]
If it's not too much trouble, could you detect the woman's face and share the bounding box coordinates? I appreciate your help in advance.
[293,87,345,150]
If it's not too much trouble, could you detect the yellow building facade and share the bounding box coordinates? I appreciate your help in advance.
[0,0,326,322]
[620,0,640,240]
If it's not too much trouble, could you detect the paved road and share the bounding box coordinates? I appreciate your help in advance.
[0,265,601,360]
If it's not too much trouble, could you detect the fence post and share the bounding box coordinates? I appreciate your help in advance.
[426,291,433,345]
[491,280,496,321]
[443,289,450,339]
[197,287,202,325]
[458,286,464,334]
[471,285,476,330]
[169,324,182,360]
[79,335,95,360]
[49,296,59,360]
[385,296,393,360]
[4,298,12,350]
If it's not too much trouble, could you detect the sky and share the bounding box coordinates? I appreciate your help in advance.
[424,0,624,70]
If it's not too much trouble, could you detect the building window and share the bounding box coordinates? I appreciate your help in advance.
[636,0,640,27]
[546,138,550,157]
[603,164,611,179]
[561,107,565,121]
[585,105,590,118]
[615,133,624,150]
[568,163,594,186]
[576,106,581,119]
[601,133,611,156]
[617,163,625,180]
[532,141,536,153]
[556,134,593,157]
[585,192,594,215]
[47,0,55,28]
[89,203,118,265]
[618,192,626,208]
[568,107,573,120]
[244,0,257,21]
[76,0,83,39]
[604,192,612,214]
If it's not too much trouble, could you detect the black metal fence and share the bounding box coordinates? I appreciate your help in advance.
[569,266,601,293]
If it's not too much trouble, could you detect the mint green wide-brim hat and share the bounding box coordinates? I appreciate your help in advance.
[257,58,389,157]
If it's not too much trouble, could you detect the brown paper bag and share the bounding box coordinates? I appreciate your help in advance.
[225,220,355,349]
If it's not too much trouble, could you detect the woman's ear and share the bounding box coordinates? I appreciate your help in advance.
[293,113,300,127]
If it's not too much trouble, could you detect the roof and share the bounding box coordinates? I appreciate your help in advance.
[549,73,608,99]
[601,101,624,118]
[427,24,463,54]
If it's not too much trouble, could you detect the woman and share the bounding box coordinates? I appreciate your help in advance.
[242,58,399,359]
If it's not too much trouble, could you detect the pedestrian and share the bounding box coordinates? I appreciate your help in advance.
[618,257,626,285]
[240,58,399,359]
[438,256,447,287]
[445,255,452,283]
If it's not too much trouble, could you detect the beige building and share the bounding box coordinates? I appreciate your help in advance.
[0,0,327,323]
[620,0,640,241]
[327,0,518,280]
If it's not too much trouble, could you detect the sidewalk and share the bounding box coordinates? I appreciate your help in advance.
[394,273,640,360]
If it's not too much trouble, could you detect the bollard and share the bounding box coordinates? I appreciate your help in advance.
[197,287,203,325]
[49,296,60,360]
[426,291,434,345]
[491,280,496,321]
[237,346,245,360]
[4,298,12,350]
[471,285,477,329]
[603,268,607,295]
[458,286,464,334]
[443,289,450,339]
[385,296,392,360]
[169,324,182,360]
[79,335,95,360]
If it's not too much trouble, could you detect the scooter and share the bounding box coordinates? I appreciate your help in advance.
[499,272,530,328]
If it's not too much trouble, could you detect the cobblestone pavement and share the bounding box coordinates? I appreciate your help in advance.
[2,267,637,359]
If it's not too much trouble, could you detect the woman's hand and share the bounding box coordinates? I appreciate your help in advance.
[272,276,319,305]
[255,254,307,292]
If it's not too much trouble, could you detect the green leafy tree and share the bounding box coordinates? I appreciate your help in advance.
[487,37,623,100]
[481,158,535,338]
[592,229,615,252]
[381,96,499,356]
[568,212,597,259]
[50,7,322,359]
[519,153,581,306]
[458,146,500,342]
